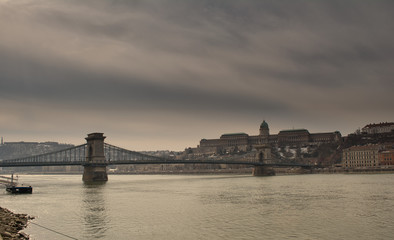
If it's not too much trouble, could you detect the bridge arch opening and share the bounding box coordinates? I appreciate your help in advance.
[259,152,264,162]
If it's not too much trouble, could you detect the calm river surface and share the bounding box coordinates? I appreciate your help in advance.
[1,174,394,240]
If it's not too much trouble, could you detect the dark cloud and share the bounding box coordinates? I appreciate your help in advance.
[0,0,393,150]
[0,46,287,116]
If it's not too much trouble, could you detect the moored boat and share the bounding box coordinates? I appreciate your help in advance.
[1,174,33,194]
[6,185,33,194]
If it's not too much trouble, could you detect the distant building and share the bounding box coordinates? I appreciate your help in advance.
[362,122,394,134]
[341,144,394,168]
[195,121,341,154]
[342,144,394,168]
[342,145,381,168]
[379,147,394,166]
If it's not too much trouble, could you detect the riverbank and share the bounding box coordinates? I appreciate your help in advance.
[0,207,33,240]
[2,166,394,176]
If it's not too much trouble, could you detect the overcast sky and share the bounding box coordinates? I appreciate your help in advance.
[1,0,393,151]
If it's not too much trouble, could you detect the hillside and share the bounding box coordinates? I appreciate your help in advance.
[0,142,74,160]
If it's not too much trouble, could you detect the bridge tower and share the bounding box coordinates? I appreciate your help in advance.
[82,133,108,182]
[253,143,275,176]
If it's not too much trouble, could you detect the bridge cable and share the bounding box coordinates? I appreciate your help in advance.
[30,222,79,240]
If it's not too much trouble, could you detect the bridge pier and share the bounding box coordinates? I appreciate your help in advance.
[253,143,276,176]
[253,166,275,176]
[83,133,108,182]
[83,165,108,182]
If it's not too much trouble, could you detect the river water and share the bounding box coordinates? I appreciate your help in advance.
[1,174,394,240]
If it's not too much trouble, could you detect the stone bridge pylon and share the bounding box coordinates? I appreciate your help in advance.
[83,133,108,182]
[252,143,275,176]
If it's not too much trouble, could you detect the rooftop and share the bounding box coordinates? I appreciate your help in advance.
[260,120,269,129]
[279,129,309,133]
[363,122,394,128]
[344,144,382,151]
[220,133,249,138]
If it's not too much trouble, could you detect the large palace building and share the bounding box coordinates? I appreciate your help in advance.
[194,121,341,154]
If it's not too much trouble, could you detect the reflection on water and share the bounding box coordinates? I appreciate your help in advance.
[82,182,109,239]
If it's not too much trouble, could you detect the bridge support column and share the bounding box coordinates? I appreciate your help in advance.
[83,133,108,182]
[253,143,276,176]
[253,166,275,176]
[296,167,313,174]
[83,165,108,182]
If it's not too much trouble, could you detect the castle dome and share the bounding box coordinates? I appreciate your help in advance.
[260,120,269,129]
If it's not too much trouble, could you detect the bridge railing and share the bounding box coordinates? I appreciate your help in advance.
[0,144,87,166]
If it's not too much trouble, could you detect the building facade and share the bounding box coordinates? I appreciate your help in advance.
[362,122,394,134]
[196,121,341,154]
[379,149,394,166]
[342,145,381,168]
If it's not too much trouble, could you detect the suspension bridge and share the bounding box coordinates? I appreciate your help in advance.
[0,133,313,181]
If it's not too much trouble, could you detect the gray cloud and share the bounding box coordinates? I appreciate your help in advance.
[0,0,393,150]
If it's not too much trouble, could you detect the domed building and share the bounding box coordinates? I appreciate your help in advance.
[194,121,341,154]
[259,120,269,137]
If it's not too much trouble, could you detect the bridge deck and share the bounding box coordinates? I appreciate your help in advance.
[0,142,313,169]
[0,159,312,168]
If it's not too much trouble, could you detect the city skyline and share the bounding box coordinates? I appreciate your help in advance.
[1,0,393,150]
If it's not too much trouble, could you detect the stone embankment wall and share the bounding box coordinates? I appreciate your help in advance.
[0,207,33,240]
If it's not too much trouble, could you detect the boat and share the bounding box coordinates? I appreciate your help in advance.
[6,185,33,194]
[1,174,33,194]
